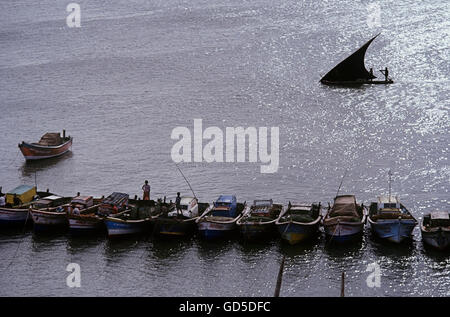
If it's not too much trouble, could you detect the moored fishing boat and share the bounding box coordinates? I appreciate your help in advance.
[196,195,246,240]
[275,202,321,245]
[104,195,166,238]
[18,130,73,161]
[421,211,450,250]
[0,185,43,226]
[67,196,104,234]
[153,196,209,237]
[368,196,417,243]
[236,199,282,241]
[30,195,73,231]
[323,195,366,243]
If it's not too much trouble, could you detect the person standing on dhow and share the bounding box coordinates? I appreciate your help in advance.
[380,67,389,81]
[175,192,182,216]
[142,180,151,200]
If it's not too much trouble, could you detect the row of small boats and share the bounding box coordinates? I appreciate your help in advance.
[0,185,448,250]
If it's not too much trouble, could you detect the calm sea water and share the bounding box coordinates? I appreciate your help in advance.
[0,0,448,296]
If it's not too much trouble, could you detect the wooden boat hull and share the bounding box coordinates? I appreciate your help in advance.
[238,222,275,241]
[276,222,320,245]
[104,218,151,237]
[30,209,68,231]
[19,138,72,161]
[153,218,195,237]
[0,207,30,226]
[369,218,417,243]
[68,215,104,233]
[421,229,450,250]
[197,220,236,240]
[323,220,364,243]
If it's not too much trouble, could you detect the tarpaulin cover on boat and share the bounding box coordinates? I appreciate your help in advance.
[320,34,379,83]
[329,195,360,218]
[37,133,63,146]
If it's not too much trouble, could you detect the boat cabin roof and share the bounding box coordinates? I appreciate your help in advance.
[216,195,235,203]
[430,211,449,220]
[378,195,399,204]
[253,199,272,207]
[8,185,35,195]
[41,195,63,201]
[180,196,195,205]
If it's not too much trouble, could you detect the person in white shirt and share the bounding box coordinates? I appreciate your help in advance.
[0,195,5,207]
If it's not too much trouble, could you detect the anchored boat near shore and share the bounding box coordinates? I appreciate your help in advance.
[323,195,366,243]
[67,196,104,234]
[0,185,50,226]
[368,196,417,243]
[30,195,73,231]
[276,202,322,245]
[237,199,283,241]
[196,195,246,240]
[153,196,209,237]
[421,211,450,250]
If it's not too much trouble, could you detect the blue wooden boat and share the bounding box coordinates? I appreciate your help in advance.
[153,197,209,237]
[275,202,321,245]
[368,196,417,244]
[196,195,245,240]
[421,211,450,250]
[104,197,160,238]
[323,195,366,243]
[237,199,283,241]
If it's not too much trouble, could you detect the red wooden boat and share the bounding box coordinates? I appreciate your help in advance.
[18,130,73,161]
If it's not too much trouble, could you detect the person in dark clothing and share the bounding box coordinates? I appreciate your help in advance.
[175,192,182,216]
[142,180,150,200]
[380,67,389,81]
[13,194,22,206]
[369,68,374,81]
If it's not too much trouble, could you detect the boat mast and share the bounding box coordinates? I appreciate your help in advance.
[336,169,348,197]
[388,169,392,203]
[174,163,197,199]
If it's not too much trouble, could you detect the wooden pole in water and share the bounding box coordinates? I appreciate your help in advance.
[340,271,345,297]
[274,255,285,297]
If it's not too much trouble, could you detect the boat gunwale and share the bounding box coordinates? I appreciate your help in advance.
[20,137,73,150]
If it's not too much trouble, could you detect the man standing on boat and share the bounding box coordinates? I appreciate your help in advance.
[380,67,389,81]
[142,180,151,200]
[175,192,182,216]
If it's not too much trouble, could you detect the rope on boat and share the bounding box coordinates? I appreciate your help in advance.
[1,210,30,273]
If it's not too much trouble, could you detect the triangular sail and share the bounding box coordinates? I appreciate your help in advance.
[321,34,379,83]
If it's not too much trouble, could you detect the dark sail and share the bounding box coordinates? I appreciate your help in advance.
[321,34,379,83]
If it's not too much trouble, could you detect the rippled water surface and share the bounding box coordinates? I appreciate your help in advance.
[0,0,449,296]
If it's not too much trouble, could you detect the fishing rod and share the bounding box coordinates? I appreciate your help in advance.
[335,169,348,197]
[174,163,197,199]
